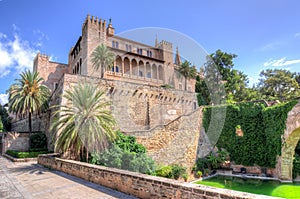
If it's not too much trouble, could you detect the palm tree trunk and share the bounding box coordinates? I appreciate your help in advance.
[28,112,32,151]
[185,77,187,91]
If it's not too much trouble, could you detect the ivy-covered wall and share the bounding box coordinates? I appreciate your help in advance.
[202,100,298,168]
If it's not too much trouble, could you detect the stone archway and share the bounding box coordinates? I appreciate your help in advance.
[277,99,300,181]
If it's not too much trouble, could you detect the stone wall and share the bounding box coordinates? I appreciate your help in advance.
[127,107,203,170]
[3,132,30,152]
[38,154,274,199]
[277,99,300,181]
[60,74,198,132]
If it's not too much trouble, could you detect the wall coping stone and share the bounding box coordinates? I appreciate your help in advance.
[38,154,281,199]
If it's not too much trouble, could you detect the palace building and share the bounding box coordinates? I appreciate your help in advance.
[33,14,195,93]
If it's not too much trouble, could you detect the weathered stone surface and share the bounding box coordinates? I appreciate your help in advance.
[38,154,279,199]
[277,99,300,180]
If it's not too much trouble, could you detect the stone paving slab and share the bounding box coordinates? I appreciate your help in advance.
[0,156,138,199]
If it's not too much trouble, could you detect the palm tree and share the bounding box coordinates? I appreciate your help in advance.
[51,81,117,161]
[178,61,197,91]
[8,70,50,147]
[91,44,115,78]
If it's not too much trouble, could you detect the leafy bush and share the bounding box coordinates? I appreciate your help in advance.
[0,116,3,132]
[30,133,47,149]
[171,164,187,180]
[114,131,146,153]
[6,150,53,158]
[156,165,173,178]
[90,132,156,175]
[156,164,187,180]
[196,171,203,178]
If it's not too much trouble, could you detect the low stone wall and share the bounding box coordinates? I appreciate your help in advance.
[38,154,277,199]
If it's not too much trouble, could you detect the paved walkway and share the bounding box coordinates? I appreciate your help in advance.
[0,156,138,199]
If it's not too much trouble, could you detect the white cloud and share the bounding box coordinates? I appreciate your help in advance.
[0,26,39,78]
[33,29,49,47]
[0,94,8,105]
[263,57,300,67]
[295,33,300,38]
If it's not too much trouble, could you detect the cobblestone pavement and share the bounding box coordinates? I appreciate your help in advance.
[0,156,138,199]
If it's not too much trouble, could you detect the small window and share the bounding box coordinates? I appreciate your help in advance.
[116,41,119,49]
[112,41,115,48]
[54,83,58,90]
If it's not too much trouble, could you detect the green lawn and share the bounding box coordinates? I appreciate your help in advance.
[195,175,300,199]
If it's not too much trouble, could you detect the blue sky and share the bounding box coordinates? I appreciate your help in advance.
[1,0,300,104]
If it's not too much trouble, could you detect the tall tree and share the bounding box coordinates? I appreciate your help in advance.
[258,69,300,101]
[198,49,253,104]
[0,116,3,132]
[178,61,197,91]
[91,44,115,78]
[8,70,50,145]
[0,104,11,131]
[51,81,117,161]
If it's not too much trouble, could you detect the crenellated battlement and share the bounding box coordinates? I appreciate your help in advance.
[82,14,107,32]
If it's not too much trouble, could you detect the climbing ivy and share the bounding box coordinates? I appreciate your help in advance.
[202,100,298,168]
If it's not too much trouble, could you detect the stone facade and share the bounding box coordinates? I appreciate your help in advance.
[38,154,275,199]
[276,99,300,181]
[128,108,203,170]
[2,132,30,152]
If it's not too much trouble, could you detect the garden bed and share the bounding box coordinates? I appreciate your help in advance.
[4,150,53,162]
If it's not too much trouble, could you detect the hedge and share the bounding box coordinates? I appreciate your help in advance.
[202,100,297,168]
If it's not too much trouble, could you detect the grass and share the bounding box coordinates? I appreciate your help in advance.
[6,150,53,158]
[195,175,300,199]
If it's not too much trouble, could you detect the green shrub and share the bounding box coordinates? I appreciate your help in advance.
[156,164,187,180]
[6,150,53,158]
[156,165,173,178]
[90,132,156,175]
[196,171,203,178]
[171,164,187,180]
[115,131,146,153]
[30,133,47,149]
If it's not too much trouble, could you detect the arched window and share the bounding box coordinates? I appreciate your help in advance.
[112,41,115,48]
[116,41,119,49]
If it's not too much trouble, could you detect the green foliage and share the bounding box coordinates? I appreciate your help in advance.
[155,165,173,178]
[171,164,187,180]
[51,81,116,160]
[0,116,3,132]
[156,164,187,180]
[6,150,52,158]
[90,132,156,175]
[114,131,146,153]
[293,154,300,179]
[0,104,11,131]
[195,150,229,174]
[258,69,300,101]
[178,61,197,91]
[196,171,203,178]
[91,44,115,78]
[30,133,47,149]
[202,100,297,167]
[8,70,50,134]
